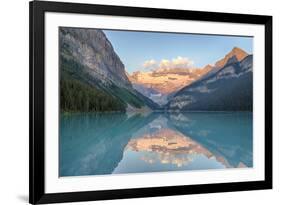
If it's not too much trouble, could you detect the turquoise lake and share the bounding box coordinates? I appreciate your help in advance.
[59,112,253,177]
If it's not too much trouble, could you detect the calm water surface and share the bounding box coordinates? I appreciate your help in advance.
[59,112,252,177]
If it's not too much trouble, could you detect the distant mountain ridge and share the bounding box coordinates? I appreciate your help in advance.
[166,47,252,111]
[128,65,212,105]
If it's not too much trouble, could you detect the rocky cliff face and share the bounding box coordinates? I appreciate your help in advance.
[60,27,131,88]
[167,48,253,111]
[60,27,159,110]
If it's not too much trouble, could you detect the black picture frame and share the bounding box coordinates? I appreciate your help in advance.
[29,1,272,204]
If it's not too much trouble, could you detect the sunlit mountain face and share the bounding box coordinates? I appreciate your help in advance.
[128,66,212,105]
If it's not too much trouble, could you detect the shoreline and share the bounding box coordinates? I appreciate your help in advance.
[61,110,253,115]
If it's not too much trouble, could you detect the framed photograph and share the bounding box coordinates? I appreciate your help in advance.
[29,1,272,204]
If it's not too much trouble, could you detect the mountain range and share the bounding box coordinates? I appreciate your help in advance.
[59,28,252,112]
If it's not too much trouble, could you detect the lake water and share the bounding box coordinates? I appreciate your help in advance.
[59,112,253,177]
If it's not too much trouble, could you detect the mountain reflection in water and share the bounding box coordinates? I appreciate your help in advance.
[59,112,252,177]
[126,129,214,167]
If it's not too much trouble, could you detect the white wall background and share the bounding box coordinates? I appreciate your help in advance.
[0,0,279,204]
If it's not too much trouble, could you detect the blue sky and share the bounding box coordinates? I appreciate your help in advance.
[103,29,253,74]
